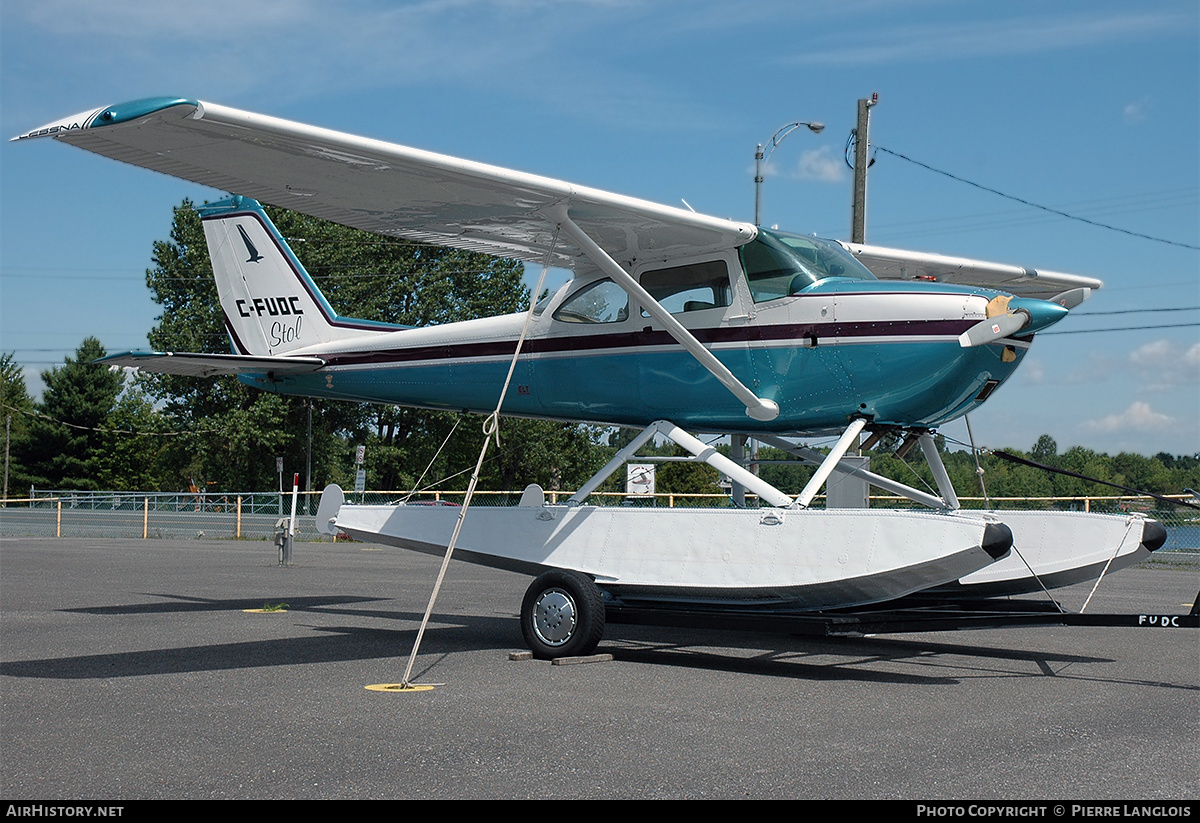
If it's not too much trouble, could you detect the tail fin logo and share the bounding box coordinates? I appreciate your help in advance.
[237,224,265,263]
[201,196,396,355]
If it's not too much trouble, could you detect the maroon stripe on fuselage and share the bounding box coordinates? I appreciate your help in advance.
[318,318,978,368]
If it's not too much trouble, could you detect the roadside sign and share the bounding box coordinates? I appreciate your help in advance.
[626,463,655,496]
[354,469,366,493]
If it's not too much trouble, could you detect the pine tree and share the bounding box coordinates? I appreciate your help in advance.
[20,338,123,490]
[0,353,34,496]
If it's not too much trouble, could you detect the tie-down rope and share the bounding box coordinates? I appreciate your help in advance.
[399,226,560,687]
[1080,517,1137,614]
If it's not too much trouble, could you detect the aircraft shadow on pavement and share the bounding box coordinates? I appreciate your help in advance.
[597,629,1197,691]
[597,629,1098,685]
[0,615,518,680]
[62,593,390,615]
[7,595,1195,690]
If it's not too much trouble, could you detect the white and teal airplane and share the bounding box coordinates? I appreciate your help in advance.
[16,98,1164,658]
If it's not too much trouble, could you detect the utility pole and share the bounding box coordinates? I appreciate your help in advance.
[3,414,10,501]
[850,93,878,244]
[850,93,878,464]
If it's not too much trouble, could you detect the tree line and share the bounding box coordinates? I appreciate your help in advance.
[3,200,1196,503]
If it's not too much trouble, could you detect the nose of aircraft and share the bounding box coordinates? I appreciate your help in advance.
[959,294,1072,347]
[1007,296,1071,335]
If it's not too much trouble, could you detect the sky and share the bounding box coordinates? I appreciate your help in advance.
[1,0,1197,457]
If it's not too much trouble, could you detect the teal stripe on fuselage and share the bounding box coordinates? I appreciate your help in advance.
[242,334,1025,433]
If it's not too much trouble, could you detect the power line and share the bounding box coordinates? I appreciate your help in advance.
[1041,322,1200,335]
[875,145,1200,251]
[0,402,222,437]
[1103,279,1199,292]
[0,266,512,281]
[1073,306,1198,316]
[833,188,1199,244]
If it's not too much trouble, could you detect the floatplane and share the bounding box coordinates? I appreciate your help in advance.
[15,98,1168,657]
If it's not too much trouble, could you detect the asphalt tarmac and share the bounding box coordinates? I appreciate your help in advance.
[1,537,1196,799]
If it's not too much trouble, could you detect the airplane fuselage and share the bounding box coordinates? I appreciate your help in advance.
[244,275,1031,434]
[185,197,1057,434]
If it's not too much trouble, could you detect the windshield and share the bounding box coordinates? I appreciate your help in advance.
[739,230,876,302]
[551,278,629,324]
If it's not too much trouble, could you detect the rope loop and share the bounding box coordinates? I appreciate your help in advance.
[482,411,501,447]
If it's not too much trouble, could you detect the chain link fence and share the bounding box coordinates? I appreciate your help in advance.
[1,488,1196,552]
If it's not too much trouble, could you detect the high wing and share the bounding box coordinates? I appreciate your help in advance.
[842,242,1102,302]
[12,97,753,268]
[99,351,326,378]
[15,97,1103,300]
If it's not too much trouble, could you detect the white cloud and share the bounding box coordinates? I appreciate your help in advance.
[780,11,1192,66]
[1185,342,1200,367]
[1125,338,1200,390]
[17,0,312,37]
[1021,358,1045,385]
[6,0,722,131]
[1129,338,1174,367]
[795,147,845,184]
[1123,99,1149,124]
[754,160,785,181]
[1082,400,1174,433]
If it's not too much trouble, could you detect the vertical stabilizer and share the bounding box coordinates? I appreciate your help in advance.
[199,196,396,356]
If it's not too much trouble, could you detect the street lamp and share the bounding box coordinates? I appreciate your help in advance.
[754,120,825,225]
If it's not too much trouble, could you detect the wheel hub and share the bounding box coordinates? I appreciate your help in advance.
[532,588,577,645]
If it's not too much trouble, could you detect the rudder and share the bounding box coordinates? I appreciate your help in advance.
[199,196,394,356]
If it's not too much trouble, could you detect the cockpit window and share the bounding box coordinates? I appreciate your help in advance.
[639,259,730,316]
[739,230,876,303]
[552,278,629,324]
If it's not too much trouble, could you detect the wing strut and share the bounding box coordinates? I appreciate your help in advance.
[758,427,964,511]
[551,207,780,422]
[566,420,794,509]
[794,419,868,508]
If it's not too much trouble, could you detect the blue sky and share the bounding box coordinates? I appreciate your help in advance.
[1,0,1197,457]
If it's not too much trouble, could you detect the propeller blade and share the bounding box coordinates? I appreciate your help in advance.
[958,310,1030,347]
[1048,287,1091,309]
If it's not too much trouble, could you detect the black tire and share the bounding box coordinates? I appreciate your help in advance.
[520,569,605,659]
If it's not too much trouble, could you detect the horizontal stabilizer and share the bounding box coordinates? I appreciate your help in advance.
[99,351,325,377]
